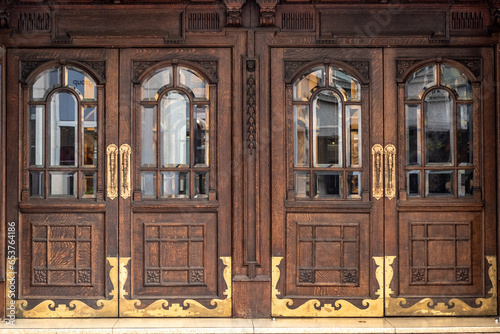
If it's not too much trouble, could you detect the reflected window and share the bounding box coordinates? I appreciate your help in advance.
[404,62,474,198]
[140,65,210,199]
[292,65,362,200]
[28,64,99,198]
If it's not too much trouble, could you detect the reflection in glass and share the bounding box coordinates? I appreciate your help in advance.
[425,89,453,165]
[458,170,473,197]
[426,170,453,196]
[49,171,77,197]
[29,105,45,167]
[141,172,157,198]
[161,91,190,167]
[457,104,473,166]
[65,66,96,101]
[82,172,96,198]
[142,67,173,101]
[313,90,342,167]
[347,172,361,198]
[346,105,361,167]
[295,172,310,198]
[314,172,342,198]
[405,104,421,166]
[407,171,420,197]
[405,65,436,100]
[83,106,97,167]
[141,106,157,167]
[30,171,44,197]
[178,67,208,100]
[330,67,361,101]
[293,67,325,101]
[50,92,78,167]
[194,105,209,166]
[31,67,61,100]
[194,172,209,198]
[294,105,309,167]
[161,171,189,198]
[441,65,472,100]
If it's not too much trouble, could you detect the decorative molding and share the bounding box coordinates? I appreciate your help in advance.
[284,61,309,82]
[385,255,497,316]
[21,61,46,82]
[246,59,256,153]
[396,59,421,80]
[272,256,384,317]
[256,0,278,27]
[454,58,481,78]
[196,60,218,82]
[80,61,106,81]
[14,258,119,317]
[119,257,232,317]
[346,61,370,82]
[133,61,158,82]
[223,0,245,27]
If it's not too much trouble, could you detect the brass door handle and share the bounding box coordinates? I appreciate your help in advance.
[384,144,396,200]
[106,144,119,200]
[372,144,384,200]
[119,144,132,199]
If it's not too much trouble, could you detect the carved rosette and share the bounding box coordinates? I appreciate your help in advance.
[256,0,278,27]
[246,59,257,153]
[224,0,246,27]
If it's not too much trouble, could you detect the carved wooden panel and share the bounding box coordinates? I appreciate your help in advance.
[20,213,105,299]
[144,223,206,286]
[409,222,471,285]
[297,223,360,286]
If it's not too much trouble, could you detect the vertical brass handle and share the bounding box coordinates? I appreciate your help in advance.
[372,144,384,200]
[106,144,119,200]
[119,144,132,199]
[384,144,396,200]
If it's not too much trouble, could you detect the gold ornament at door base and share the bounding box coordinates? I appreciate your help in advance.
[385,255,497,316]
[271,256,384,317]
[119,257,232,317]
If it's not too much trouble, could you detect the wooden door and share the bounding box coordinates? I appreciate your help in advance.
[6,48,120,317]
[270,48,385,317]
[383,48,497,316]
[117,48,232,317]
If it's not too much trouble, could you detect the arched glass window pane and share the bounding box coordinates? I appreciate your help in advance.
[294,105,309,167]
[65,66,96,101]
[457,103,473,166]
[194,105,209,166]
[160,90,190,167]
[329,67,361,101]
[29,105,45,167]
[405,65,437,100]
[425,89,453,165]
[440,65,472,100]
[31,67,61,101]
[313,90,342,167]
[293,67,325,101]
[50,92,78,167]
[142,67,173,101]
[178,67,208,100]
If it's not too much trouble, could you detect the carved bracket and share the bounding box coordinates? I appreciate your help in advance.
[224,0,246,27]
[256,0,278,27]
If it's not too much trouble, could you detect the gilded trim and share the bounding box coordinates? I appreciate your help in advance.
[271,256,384,317]
[119,257,231,317]
[106,144,119,200]
[14,257,119,318]
[385,255,497,316]
[119,144,132,200]
[372,144,384,200]
[384,144,396,200]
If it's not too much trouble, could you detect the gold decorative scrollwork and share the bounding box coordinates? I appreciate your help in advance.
[385,255,497,316]
[272,256,384,317]
[106,144,119,200]
[119,144,132,199]
[13,258,119,318]
[372,144,384,200]
[119,257,231,317]
[384,144,396,200]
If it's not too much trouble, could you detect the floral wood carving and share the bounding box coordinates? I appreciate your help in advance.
[412,268,425,282]
[81,61,106,81]
[196,60,218,82]
[454,58,481,78]
[346,61,370,82]
[21,61,46,82]
[133,61,158,82]
[396,59,421,80]
[298,269,313,283]
[342,269,358,284]
[284,61,309,82]
[246,59,257,153]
